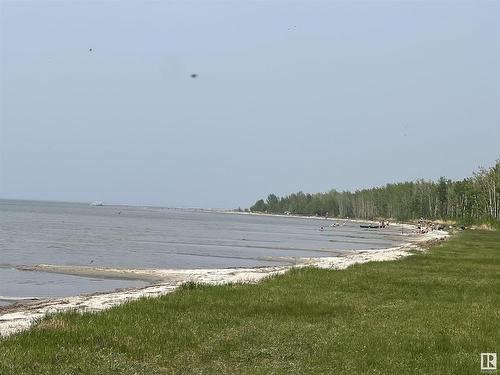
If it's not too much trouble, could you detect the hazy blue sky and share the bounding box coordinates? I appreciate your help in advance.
[1,1,499,208]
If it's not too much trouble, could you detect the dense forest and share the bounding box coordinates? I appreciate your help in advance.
[250,160,500,225]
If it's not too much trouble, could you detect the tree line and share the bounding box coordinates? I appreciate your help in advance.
[250,160,500,225]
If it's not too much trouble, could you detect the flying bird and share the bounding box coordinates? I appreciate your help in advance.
[89,48,93,52]
[191,73,198,78]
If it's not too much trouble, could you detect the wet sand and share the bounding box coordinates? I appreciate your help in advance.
[0,267,149,306]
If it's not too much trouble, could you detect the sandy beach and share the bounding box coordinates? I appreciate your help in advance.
[0,228,448,337]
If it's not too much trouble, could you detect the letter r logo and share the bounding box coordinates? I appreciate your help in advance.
[481,353,497,370]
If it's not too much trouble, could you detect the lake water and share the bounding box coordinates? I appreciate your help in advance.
[0,200,410,304]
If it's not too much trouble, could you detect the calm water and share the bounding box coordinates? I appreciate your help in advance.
[0,200,410,303]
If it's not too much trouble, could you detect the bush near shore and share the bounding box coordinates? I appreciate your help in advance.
[1,230,499,374]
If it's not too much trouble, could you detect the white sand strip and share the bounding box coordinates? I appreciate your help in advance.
[0,230,448,337]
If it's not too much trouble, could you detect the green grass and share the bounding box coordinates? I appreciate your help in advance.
[1,231,499,374]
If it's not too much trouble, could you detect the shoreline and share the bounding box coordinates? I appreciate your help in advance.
[0,229,448,338]
[213,210,398,224]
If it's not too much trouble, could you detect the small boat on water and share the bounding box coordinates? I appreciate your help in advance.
[91,201,104,206]
[360,224,381,229]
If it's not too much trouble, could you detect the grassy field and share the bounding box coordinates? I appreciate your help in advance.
[0,230,499,374]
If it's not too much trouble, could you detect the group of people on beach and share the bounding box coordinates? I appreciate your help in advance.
[318,217,447,234]
[415,218,445,234]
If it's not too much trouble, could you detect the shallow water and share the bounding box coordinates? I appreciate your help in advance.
[0,267,148,302]
[0,200,411,302]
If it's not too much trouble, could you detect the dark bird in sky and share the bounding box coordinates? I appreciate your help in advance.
[191,73,198,78]
[89,48,93,52]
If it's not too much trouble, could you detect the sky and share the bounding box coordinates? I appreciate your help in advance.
[1,1,499,208]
